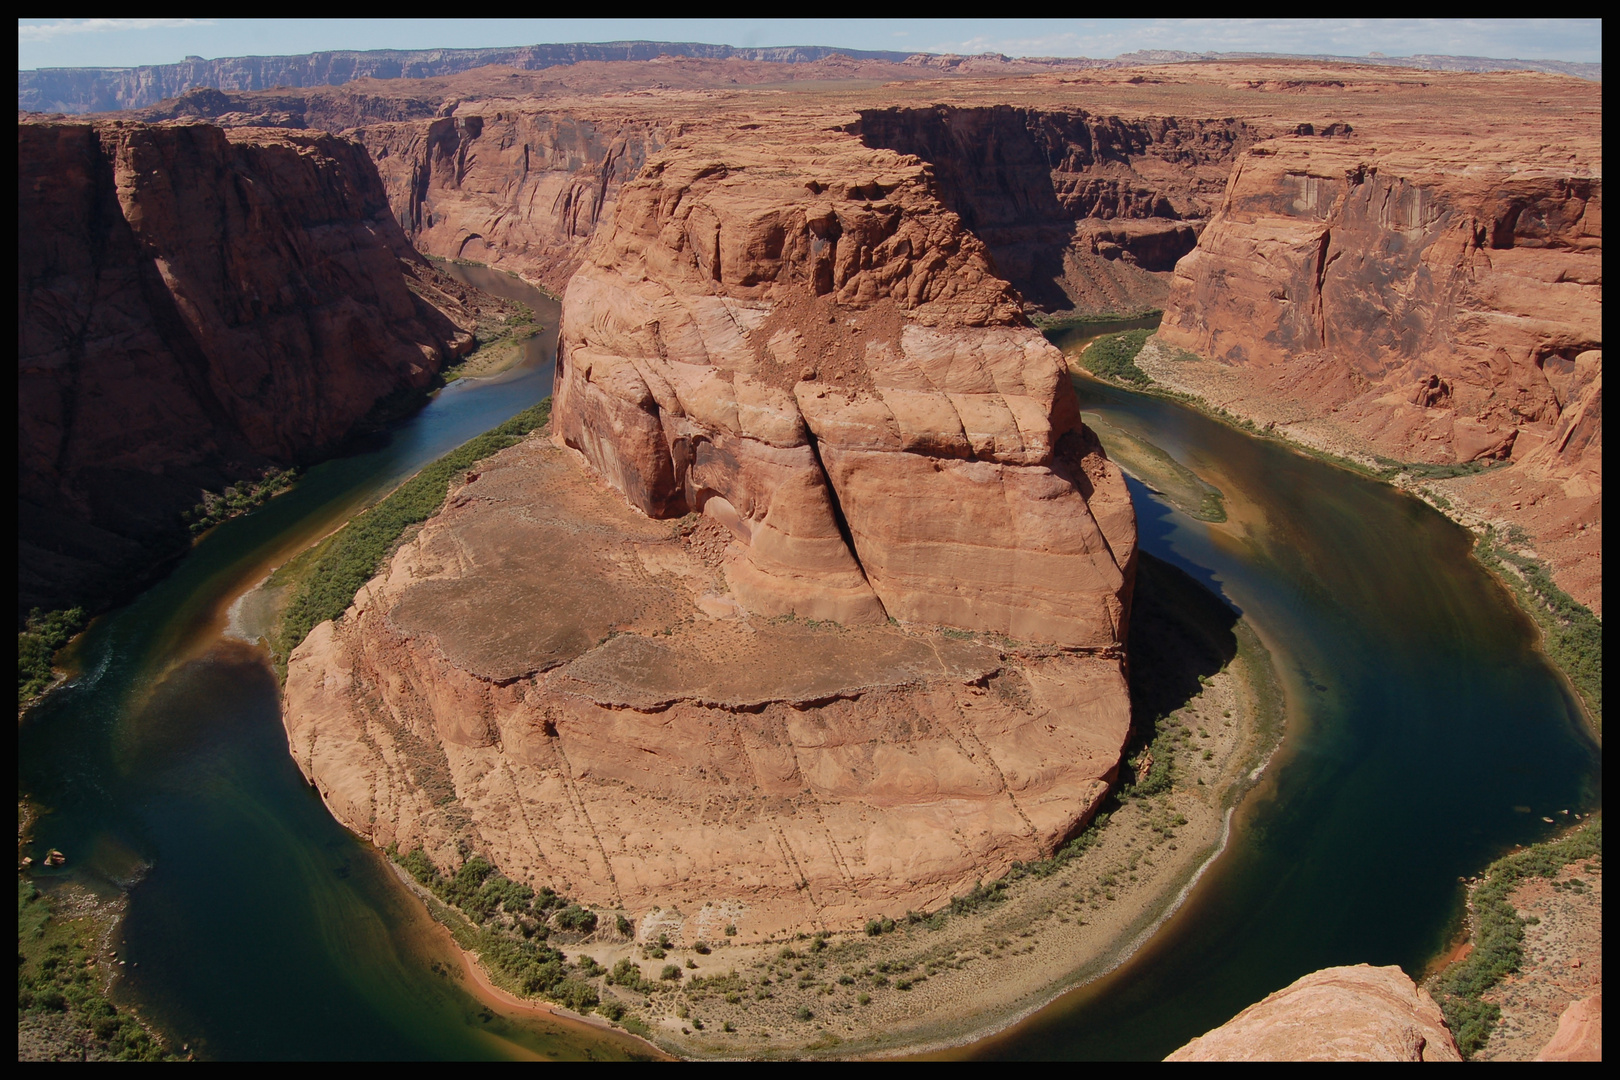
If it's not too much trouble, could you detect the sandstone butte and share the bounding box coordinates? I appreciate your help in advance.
[17,118,494,618]
[104,57,1601,614]
[1165,965,1464,1061]
[281,107,1141,938]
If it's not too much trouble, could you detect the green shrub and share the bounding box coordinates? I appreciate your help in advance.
[1079,329,1154,385]
[615,914,634,937]
[273,398,550,665]
[554,904,598,933]
[1434,818,1601,1056]
[1475,528,1601,728]
[18,606,87,708]
[609,958,648,992]
[660,964,683,981]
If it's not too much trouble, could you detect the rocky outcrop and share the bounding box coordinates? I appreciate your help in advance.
[17,118,480,617]
[282,116,1138,937]
[851,106,1260,312]
[551,123,1137,645]
[1166,965,1463,1061]
[283,436,1131,938]
[1536,993,1602,1061]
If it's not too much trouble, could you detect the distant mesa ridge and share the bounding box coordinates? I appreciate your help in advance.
[18,41,913,114]
[17,41,1601,115]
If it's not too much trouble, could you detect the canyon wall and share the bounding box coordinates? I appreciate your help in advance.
[851,106,1260,312]
[1154,134,1601,609]
[352,111,666,295]
[17,119,480,618]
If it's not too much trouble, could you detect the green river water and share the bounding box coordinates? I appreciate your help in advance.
[18,303,1600,1059]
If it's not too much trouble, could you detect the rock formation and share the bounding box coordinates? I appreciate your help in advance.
[17,118,481,617]
[1154,125,1601,610]
[551,122,1137,644]
[282,114,1138,937]
[284,437,1131,937]
[1535,993,1602,1061]
[1166,965,1463,1061]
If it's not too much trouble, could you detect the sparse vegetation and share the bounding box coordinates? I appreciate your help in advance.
[17,880,175,1060]
[1474,526,1602,729]
[18,606,87,709]
[271,398,551,671]
[182,466,299,535]
[1433,817,1602,1057]
[390,845,603,1013]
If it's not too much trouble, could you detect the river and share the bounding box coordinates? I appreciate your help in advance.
[18,301,1600,1060]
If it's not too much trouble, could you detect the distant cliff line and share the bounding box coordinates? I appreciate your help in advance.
[18,42,1598,115]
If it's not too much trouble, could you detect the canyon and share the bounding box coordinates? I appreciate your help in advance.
[67,59,1599,613]
[15,49,1601,1056]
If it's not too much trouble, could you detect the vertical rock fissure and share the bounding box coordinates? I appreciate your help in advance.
[802,426,887,621]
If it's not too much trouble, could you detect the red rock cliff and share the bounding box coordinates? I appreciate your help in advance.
[17,119,477,617]
[1155,132,1601,609]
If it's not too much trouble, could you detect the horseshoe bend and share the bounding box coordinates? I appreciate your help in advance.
[18,39,1600,1061]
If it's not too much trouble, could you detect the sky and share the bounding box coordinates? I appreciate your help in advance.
[17,19,1602,71]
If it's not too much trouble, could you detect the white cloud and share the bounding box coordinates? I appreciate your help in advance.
[17,18,216,43]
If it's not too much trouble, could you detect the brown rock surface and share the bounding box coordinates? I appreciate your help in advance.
[17,118,483,617]
[550,118,1137,646]
[1536,994,1602,1061]
[1166,964,1463,1061]
[1149,85,1600,610]
[283,436,1130,937]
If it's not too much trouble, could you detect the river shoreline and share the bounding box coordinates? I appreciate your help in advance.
[1103,340,1601,739]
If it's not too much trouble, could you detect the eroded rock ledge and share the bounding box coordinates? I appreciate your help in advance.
[1166,965,1463,1062]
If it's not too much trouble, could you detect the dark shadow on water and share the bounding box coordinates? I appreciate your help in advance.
[1128,553,1240,735]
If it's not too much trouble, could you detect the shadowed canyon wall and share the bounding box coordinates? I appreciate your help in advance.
[17,119,480,617]
[850,105,1261,312]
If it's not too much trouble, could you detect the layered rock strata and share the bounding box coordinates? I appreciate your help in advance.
[1154,133,1601,609]
[18,119,479,617]
[284,118,1139,936]
[284,437,1131,937]
[551,126,1137,645]
[1166,965,1463,1061]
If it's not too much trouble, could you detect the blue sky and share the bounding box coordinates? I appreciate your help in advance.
[17,19,1602,71]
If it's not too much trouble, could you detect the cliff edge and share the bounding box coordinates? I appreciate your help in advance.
[17,118,480,618]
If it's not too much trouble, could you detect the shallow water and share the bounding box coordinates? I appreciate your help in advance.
[953,374,1601,1059]
[18,307,1599,1059]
